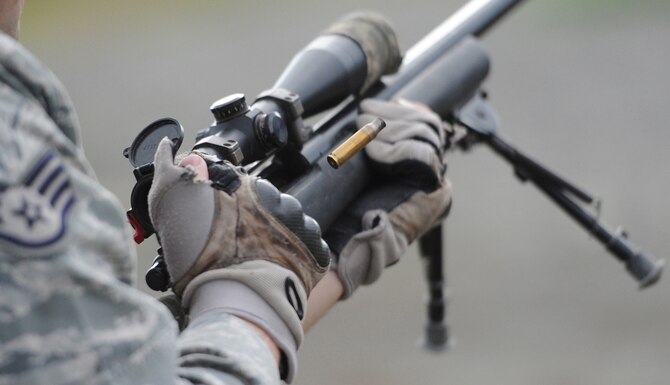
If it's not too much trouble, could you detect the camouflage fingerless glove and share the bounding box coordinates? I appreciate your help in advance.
[148,138,330,382]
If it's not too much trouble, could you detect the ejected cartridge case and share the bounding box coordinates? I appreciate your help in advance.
[327,117,386,169]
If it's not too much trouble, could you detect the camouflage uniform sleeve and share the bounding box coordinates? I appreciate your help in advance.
[176,311,280,385]
[0,32,280,385]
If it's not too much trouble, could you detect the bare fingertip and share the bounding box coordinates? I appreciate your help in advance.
[179,154,209,180]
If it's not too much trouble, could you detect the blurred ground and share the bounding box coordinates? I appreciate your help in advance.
[20,1,670,384]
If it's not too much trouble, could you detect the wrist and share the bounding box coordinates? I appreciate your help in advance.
[304,270,344,331]
[186,262,307,382]
[240,318,281,363]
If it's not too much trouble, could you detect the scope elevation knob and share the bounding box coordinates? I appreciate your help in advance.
[210,93,249,123]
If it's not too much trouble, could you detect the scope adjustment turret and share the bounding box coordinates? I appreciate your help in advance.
[210,93,250,123]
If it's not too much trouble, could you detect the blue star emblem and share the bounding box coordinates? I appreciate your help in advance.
[0,152,76,250]
[12,197,45,229]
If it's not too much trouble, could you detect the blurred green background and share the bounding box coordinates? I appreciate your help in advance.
[20,1,670,384]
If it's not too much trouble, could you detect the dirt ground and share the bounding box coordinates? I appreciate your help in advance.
[20,1,670,384]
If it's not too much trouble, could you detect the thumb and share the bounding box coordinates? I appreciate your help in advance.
[179,154,209,181]
[153,137,178,176]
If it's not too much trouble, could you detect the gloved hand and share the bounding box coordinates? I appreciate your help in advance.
[324,98,453,299]
[147,138,330,382]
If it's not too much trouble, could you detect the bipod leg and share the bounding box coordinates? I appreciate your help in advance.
[419,223,450,351]
[483,132,664,288]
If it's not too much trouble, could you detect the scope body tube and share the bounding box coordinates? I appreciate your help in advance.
[274,35,368,117]
[271,11,402,119]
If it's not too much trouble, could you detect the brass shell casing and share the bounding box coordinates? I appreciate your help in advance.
[327,118,386,169]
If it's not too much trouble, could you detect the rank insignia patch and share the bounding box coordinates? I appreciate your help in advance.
[0,152,76,252]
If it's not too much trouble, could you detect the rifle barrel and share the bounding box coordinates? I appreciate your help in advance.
[379,0,526,99]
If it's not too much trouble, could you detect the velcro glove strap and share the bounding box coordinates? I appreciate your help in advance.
[186,261,306,383]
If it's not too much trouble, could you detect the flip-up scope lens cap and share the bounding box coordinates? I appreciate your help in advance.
[124,118,184,168]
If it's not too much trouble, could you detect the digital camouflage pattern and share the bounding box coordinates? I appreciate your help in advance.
[0,32,279,385]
